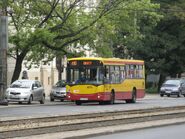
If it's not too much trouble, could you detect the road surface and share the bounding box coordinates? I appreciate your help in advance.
[1,94,185,119]
[88,123,185,139]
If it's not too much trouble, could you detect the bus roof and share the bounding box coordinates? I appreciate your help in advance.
[68,57,144,65]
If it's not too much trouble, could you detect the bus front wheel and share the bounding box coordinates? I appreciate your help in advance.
[108,92,115,105]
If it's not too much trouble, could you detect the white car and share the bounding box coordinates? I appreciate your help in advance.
[6,80,45,104]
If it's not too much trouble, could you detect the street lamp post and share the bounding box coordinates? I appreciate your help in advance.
[0,2,8,105]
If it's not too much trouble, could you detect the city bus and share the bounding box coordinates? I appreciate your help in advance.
[66,57,145,105]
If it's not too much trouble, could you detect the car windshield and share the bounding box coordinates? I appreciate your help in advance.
[10,81,32,88]
[55,81,66,87]
[163,80,180,87]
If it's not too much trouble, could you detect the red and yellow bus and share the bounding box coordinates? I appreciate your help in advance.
[66,57,145,105]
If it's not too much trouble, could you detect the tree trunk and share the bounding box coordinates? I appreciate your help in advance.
[157,74,166,92]
[178,73,181,78]
[11,51,27,83]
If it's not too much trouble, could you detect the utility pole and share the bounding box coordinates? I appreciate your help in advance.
[0,0,8,105]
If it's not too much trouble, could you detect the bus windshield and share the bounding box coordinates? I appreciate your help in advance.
[67,67,104,85]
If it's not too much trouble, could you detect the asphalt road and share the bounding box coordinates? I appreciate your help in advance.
[87,123,185,139]
[1,94,185,119]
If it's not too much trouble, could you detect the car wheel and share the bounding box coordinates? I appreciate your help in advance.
[183,94,185,97]
[18,102,22,104]
[160,94,164,97]
[28,95,33,104]
[50,97,54,102]
[60,99,64,102]
[40,95,45,104]
[167,94,170,97]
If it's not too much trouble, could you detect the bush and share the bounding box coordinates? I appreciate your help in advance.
[146,87,158,94]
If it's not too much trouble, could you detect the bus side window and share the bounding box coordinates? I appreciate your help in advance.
[132,65,138,78]
[129,65,134,78]
[115,66,120,83]
[120,66,125,82]
[105,66,110,81]
[139,65,143,78]
[125,65,130,78]
[135,65,140,78]
[110,66,115,83]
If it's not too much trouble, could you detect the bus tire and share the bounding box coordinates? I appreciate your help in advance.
[75,101,82,105]
[126,89,136,103]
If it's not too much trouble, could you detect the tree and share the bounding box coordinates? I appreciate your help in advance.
[150,0,185,78]
[133,0,185,78]
[7,0,122,83]
[125,0,185,88]
[94,0,161,59]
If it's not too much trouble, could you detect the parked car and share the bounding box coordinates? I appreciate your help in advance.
[50,80,67,102]
[5,80,45,104]
[160,79,185,97]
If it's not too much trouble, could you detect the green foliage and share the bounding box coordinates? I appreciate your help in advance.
[137,0,185,77]
[146,87,158,94]
[8,0,185,83]
[95,0,162,59]
[8,0,123,82]
[97,0,185,80]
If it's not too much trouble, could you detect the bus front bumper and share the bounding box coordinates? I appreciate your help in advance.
[66,92,110,101]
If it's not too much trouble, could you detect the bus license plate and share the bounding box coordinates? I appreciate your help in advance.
[80,98,88,100]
